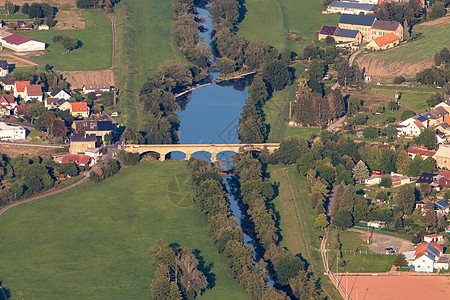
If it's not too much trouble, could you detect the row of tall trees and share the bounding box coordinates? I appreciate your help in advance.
[232,152,320,299]
[188,158,290,299]
[150,240,208,300]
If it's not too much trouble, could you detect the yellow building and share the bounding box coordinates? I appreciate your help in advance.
[70,102,89,118]
[434,146,450,170]
[318,25,362,49]
[70,134,98,154]
[370,20,403,41]
[338,14,376,42]
[366,32,400,50]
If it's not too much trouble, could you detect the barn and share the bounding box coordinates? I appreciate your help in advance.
[0,34,46,52]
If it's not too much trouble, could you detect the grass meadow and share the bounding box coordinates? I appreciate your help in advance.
[239,0,340,55]
[0,161,248,299]
[113,0,187,128]
[25,10,112,71]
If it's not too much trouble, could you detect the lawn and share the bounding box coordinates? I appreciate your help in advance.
[114,0,187,128]
[25,10,112,71]
[238,0,340,55]
[268,165,342,299]
[372,89,433,113]
[0,161,248,299]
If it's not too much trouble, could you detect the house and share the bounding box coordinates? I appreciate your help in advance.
[421,106,448,127]
[325,1,375,15]
[390,173,410,187]
[367,221,385,228]
[407,146,436,159]
[51,152,69,164]
[0,60,8,77]
[334,28,363,48]
[424,234,444,244]
[73,120,115,141]
[338,14,376,41]
[38,24,49,30]
[435,200,450,216]
[44,97,60,109]
[364,174,382,185]
[61,153,92,166]
[371,142,395,151]
[0,122,26,140]
[13,80,30,98]
[48,88,71,101]
[366,32,400,50]
[397,117,425,136]
[56,100,71,111]
[369,20,403,41]
[416,198,431,210]
[24,84,43,102]
[84,147,102,164]
[70,102,89,118]
[83,84,111,96]
[433,145,450,169]
[70,134,98,154]
[0,94,17,110]
[111,111,119,117]
[0,78,15,91]
[0,34,45,52]
[416,173,435,184]
[318,25,339,40]
[409,242,445,272]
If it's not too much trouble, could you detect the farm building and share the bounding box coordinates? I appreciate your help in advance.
[318,25,362,48]
[0,122,26,140]
[324,1,374,15]
[83,84,111,95]
[366,32,400,50]
[0,34,45,52]
[338,14,376,41]
[370,20,403,41]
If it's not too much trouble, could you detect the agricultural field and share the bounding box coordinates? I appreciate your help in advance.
[113,0,187,128]
[356,15,450,79]
[25,10,111,71]
[0,161,248,299]
[238,0,340,55]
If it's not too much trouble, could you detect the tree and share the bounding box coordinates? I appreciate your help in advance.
[429,1,446,19]
[409,154,423,176]
[275,252,304,285]
[386,124,398,139]
[363,126,379,139]
[420,201,437,231]
[315,213,329,229]
[395,148,411,175]
[352,160,370,184]
[248,76,268,106]
[396,184,415,215]
[380,176,392,188]
[177,249,208,300]
[261,59,291,91]
[5,0,16,14]
[393,76,405,84]
[393,253,408,267]
[333,210,353,229]
[426,93,443,108]
[62,36,81,52]
[422,157,436,173]
[418,183,431,198]
[416,128,436,150]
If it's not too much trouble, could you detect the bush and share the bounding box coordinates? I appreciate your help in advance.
[53,35,64,43]
[379,176,392,187]
[363,126,379,139]
[117,150,140,166]
[393,76,405,85]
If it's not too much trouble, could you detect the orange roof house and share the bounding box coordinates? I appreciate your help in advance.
[62,153,91,166]
[70,102,89,118]
[13,80,30,98]
[0,94,16,108]
[366,32,400,50]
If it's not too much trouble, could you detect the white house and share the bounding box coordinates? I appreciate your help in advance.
[14,81,30,98]
[409,242,445,273]
[0,34,45,52]
[364,174,382,185]
[397,117,425,136]
[0,60,8,77]
[24,84,43,102]
[0,122,26,140]
[56,100,71,111]
[83,84,111,96]
[424,234,444,244]
[44,97,60,109]
[324,1,374,15]
[38,24,49,30]
[1,78,15,91]
[47,88,71,101]
[367,221,385,228]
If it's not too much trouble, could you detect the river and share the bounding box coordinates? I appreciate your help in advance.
[172,4,269,278]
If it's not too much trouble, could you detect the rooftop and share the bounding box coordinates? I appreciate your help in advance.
[371,20,401,31]
[25,84,42,97]
[70,102,89,112]
[0,122,24,131]
[319,25,339,36]
[335,28,360,38]
[338,14,376,27]
[70,133,97,142]
[62,154,91,165]
[373,32,399,47]
[1,78,15,85]
[14,81,30,93]
[434,145,450,159]
[2,34,43,46]
[408,146,436,157]
[328,1,374,10]
[84,120,114,131]
[0,60,8,69]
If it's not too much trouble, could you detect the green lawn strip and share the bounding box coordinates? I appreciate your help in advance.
[239,0,340,54]
[268,165,342,300]
[372,89,431,113]
[0,161,248,299]
[365,84,442,93]
[25,10,112,71]
[113,0,187,128]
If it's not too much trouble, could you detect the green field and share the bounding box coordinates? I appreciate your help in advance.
[373,89,432,113]
[0,161,248,299]
[268,165,341,299]
[114,0,186,128]
[24,10,112,71]
[239,0,340,55]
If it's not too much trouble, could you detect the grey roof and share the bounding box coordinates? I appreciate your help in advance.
[371,20,400,31]
[55,99,67,107]
[420,112,433,119]
[338,14,376,26]
[335,28,360,38]
[416,173,435,184]
[444,95,450,105]
[0,60,8,70]
[1,78,15,85]
[328,1,374,10]
[71,133,97,142]
[85,120,114,131]
[50,87,62,97]
[84,84,110,90]
[436,200,449,209]
[429,106,448,119]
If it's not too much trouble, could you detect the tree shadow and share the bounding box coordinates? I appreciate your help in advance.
[192,249,216,291]
[0,281,11,299]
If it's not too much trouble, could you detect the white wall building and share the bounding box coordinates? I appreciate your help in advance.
[0,34,45,52]
[0,122,26,140]
[397,117,425,136]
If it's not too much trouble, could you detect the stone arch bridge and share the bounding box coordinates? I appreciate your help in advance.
[123,143,280,162]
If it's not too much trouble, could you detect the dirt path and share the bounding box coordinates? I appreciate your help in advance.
[0,173,90,217]
[107,13,117,69]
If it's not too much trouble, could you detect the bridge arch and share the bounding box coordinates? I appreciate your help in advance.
[164,151,188,161]
[139,150,161,161]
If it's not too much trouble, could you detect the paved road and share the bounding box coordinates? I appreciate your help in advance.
[349,228,414,254]
[349,44,366,66]
[0,172,90,217]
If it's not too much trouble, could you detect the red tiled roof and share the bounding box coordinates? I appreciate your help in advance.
[25,84,42,97]
[0,94,15,106]
[62,154,91,165]
[440,170,450,180]
[52,152,69,158]
[14,81,30,93]
[2,34,42,45]
[414,120,425,129]
[408,146,436,157]
[373,32,399,47]
[424,234,443,238]
[71,102,88,112]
